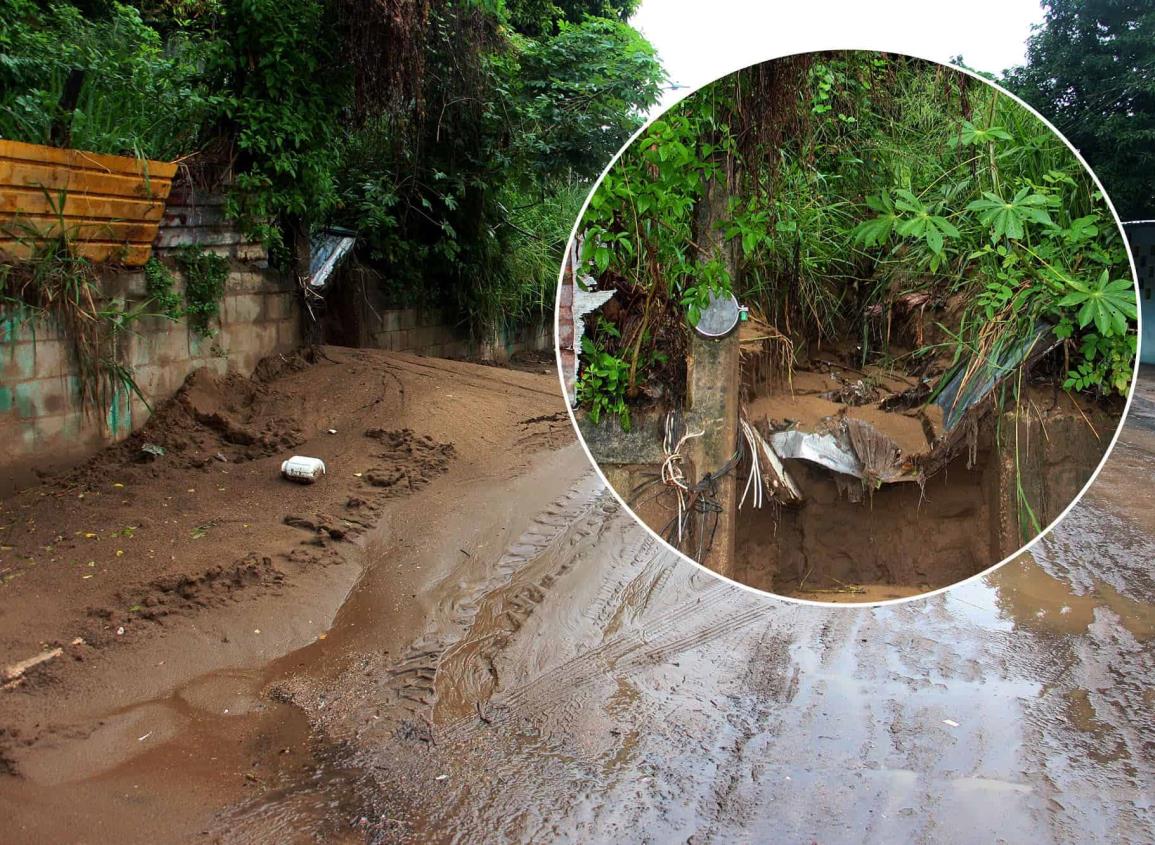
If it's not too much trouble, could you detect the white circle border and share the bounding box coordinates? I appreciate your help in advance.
[552,46,1143,610]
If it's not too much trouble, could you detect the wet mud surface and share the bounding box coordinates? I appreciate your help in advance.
[1,363,1153,843]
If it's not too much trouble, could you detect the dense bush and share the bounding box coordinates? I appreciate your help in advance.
[577,53,1136,427]
[0,0,214,158]
[330,7,662,328]
[0,0,664,335]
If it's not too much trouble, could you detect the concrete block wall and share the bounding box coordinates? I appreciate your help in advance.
[366,306,551,360]
[0,263,299,490]
[367,307,473,358]
[331,264,553,361]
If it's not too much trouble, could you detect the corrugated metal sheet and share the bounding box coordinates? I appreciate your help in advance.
[933,324,1058,430]
[308,228,357,290]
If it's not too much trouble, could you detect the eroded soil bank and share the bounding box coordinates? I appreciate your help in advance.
[589,328,1119,599]
[736,396,1111,599]
[1,359,1152,844]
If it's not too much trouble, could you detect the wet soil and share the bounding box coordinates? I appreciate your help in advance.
[736,442,999,596]
[745,366,939,459]
[0,359,1152,843]
[738,394,1112,598]
[0,346,571,839]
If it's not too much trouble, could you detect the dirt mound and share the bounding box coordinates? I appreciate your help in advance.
[361,428,455,494]
[251,346,325,383]
[63,368,306,488]
[89,554,286,630]
[152,369,304,461]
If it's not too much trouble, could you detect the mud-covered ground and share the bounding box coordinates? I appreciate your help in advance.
[1,355,1153,844]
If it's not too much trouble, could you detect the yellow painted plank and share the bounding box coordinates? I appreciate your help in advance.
[0,159,171,200]
[0,239,153,266]
[0,139,177,179]
[0,187,166,222]
[0,215,160,243]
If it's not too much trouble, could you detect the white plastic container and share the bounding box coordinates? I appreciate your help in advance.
[281,456,327,484]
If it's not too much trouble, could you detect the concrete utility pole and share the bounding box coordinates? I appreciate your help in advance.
[688,162,740,579]
[688,329,740,577]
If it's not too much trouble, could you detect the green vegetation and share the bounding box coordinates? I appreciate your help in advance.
[143,258,181,321]
[329,4,662,331]
[1,0,663,338]
[172,246,228,337]
[0,229,149,424]
[1003,0,1155,221]
[0,0,214,158]
[576,52,1136,428]
[143,251,227,338]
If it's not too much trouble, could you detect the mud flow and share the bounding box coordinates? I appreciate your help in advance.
[0,357,1153,843]
[183,382,1155,844]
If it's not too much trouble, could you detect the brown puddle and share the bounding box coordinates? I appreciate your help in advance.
[996,554,1155,640]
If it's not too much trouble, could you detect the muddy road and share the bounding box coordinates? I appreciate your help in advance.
[2,356,1153,844]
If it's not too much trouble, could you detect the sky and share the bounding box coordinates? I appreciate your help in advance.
[631,0,1047,110]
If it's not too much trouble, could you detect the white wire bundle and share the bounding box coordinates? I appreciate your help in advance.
[738,419,764,510]
[661,412,704,544]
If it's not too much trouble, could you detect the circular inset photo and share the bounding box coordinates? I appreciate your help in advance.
[557,50,1139,605]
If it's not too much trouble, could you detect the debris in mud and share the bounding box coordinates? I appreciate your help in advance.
[361,429,455,494]
[3,647,63,683]
[845,416,902,486]
[140,443,166,462]
[0,343,591,837]
[282,456,328,484]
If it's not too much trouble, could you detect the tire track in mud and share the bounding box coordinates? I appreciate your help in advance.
[436,560,770,748]
[1018,598,1155,843]
[429,477,619,723]
[225,412,1155,844]
[689,620,801,840]
[214,472,619,843]
[327,472,616,742]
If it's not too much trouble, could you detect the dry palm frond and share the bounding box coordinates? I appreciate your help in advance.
[739,312,794,400]
[845,417,900,487]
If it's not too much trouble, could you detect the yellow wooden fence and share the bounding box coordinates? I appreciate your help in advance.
[0,139,177,267]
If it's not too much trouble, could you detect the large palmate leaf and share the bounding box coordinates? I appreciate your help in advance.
[1057,269,1138,337]
[891,190,960,256]
[950,119,1014,147]
[966,187,1054,241]
[851,191,898,247]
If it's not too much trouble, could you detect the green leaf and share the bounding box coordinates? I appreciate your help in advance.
[594,246,610,274]
[926,225,943,255]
